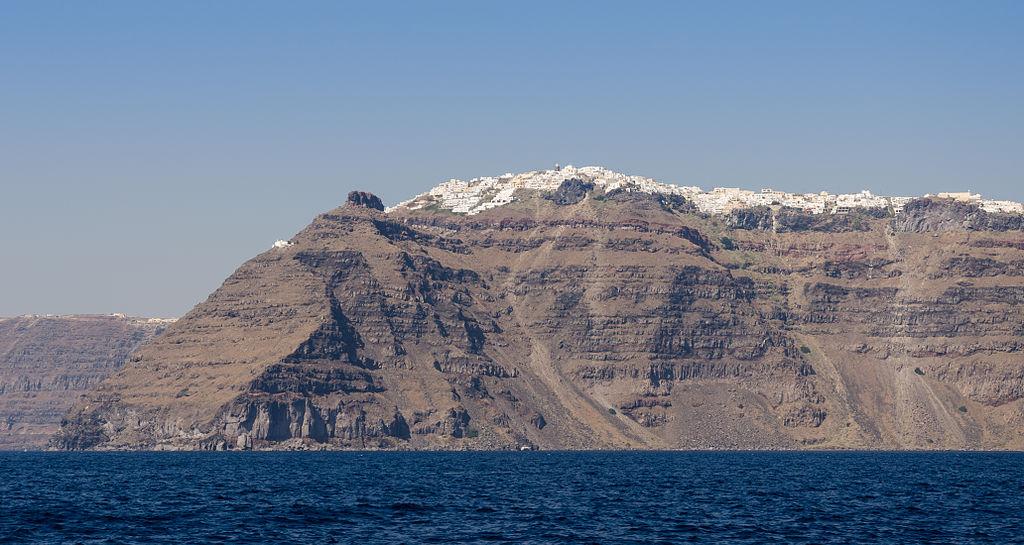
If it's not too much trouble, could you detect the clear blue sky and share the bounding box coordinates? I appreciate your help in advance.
[2,1,1021,317]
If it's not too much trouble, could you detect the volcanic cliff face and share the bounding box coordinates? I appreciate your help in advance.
[54,179,1024,450]
[0,315,171,449]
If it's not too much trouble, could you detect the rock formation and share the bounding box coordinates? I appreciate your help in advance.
[0,315,171,449]
[53,169,1024,451]
[347,191,385,211]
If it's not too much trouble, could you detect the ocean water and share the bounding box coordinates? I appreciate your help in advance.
[1,452,1022,544]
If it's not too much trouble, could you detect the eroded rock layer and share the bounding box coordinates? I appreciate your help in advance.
[54,188,1024,450]
[0,315,170,449]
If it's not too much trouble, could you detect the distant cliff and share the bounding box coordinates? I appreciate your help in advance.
[0,315,171,449]
[54,171,1024,451]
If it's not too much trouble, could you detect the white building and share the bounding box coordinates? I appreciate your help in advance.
[937,191,981,202]
[387,166,1023,219]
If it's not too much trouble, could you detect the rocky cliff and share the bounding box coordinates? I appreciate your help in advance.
[0,315,171,449]
[54,180,1024,450]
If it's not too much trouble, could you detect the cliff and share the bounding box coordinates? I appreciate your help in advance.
[53,179,1024,451]
[0,315,171,449]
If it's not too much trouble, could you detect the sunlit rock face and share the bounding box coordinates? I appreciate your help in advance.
[54,167,1024,451]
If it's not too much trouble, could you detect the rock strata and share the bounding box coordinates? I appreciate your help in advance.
[54,179,1024,451]
[0,315,170,449]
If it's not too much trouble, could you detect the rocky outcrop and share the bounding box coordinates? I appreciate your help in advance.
[777,207,888,232]
[53,182,1024,451]
[727,207,774,230]
[546,178,594,205]
[726,206,892,233]
[0,315,170,449]
[347,191,385,211]
[893,198,1024,233]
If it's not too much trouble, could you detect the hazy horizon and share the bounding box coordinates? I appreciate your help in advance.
[2,1,1022,317]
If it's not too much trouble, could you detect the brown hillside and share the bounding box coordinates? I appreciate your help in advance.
[53,188,1024,450]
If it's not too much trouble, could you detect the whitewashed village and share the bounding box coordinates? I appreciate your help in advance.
[389,165,1024,217]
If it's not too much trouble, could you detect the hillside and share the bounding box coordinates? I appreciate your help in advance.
[0,315,171,449]
[53,168,1024,450]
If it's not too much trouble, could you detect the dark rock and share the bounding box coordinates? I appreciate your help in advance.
[546,178,595,205]
[444,407,472,438]
[347,191,385,211]
[728,207,773,230]
[656,194,697,213]
[386,410,411,439]
[889,198,1024,232]
[727,206,889,232]
[776,207,883,232]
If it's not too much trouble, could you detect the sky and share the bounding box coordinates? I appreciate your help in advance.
[1,1,1022,317]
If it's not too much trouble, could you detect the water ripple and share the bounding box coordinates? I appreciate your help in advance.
[1,451,1023,544]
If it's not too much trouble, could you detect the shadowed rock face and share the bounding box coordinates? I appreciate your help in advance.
[894,198,1024,233]
[0,315,170,449]
[347,191,385,211]
[53,187,1024,451]
[727,206,889,233]
[546,179,594,206]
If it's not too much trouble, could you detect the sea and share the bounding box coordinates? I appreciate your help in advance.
[1,451,1022,544]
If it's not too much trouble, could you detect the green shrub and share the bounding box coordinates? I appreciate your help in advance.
[608,408,617,415]
[465,428,480,438]
[720,236,737,250]
[958,405,968,413]
[914,367,925,376]
[799,345,811,354]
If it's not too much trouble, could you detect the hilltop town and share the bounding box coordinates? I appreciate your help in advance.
[53,166,1024,453]
[390,165,1023,217]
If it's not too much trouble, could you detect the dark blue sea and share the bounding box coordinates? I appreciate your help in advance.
[1,452,1022,544]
